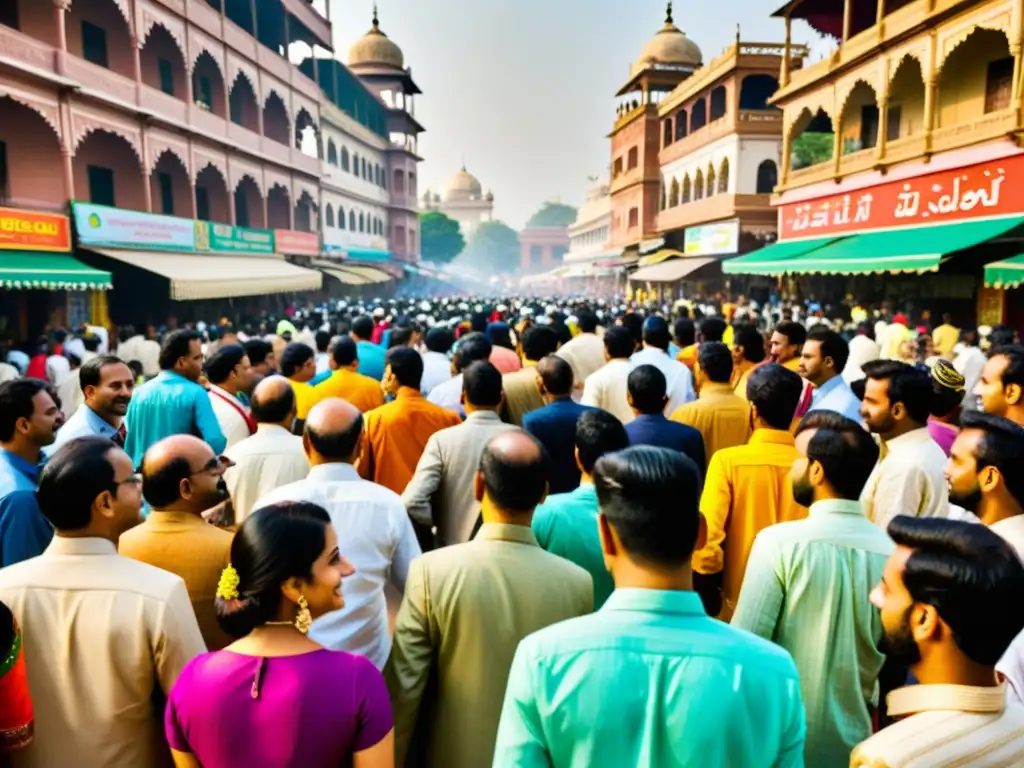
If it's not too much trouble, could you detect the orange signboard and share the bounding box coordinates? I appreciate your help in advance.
[0,207,72,252]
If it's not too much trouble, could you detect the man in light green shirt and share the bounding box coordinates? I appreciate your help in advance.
[532,409,630,608]
[733,410,894,767]
[493,446,806,767]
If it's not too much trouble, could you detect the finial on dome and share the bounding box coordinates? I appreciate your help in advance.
[372,3,379,29]
[665,1,673,24]
[736,23,741,43]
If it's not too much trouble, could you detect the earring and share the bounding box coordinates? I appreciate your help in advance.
[294,595,312,635]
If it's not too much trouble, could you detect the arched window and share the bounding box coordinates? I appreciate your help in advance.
[325,203,335,227]
[706,166,716,197]
[341,147,350,172]
[338,205,346,229]
[681,175,691,204]
[663,119,673,148]
[675,109,688,140]
[694,169,704,201]
[349,210,356,230]
[359,212,365,232]
[352,152,360,176]
[756,159,778,194]
[718,158,730,193]
[327,141,338,166]
[361,158,368,179]
[668,178,679,207]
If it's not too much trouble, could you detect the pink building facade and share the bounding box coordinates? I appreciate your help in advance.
[519,227,570,272]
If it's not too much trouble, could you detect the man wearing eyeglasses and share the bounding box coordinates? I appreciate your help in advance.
[120,434,235,650]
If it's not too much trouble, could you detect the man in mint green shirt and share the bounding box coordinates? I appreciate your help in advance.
[532,409,629,608]
[733,411,893,767]
[493,445,806,767]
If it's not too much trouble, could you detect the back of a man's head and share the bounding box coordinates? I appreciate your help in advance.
[699,317,727,343]
[642,317,671,350]
[538,356,574,397]
[454,332,493,373]
[521,325,559,362]
[576,410,629,475]
[331,336,359,368]
[279,342,314,379]
[594,446,701,570]
[159,329,200,371]
[351,315,375,341]
[674,318,696,347]
[386,346,423,390]
[463,361,503,408]
[250,376,296,425]
[37,436,119,532]
[425,326,454,354]
[627,364,667,415]
[243,338,272,369]
[698,341,733,384]
[796,411,878,500]
[577,311,599,335]
[479,431,551,514]
[314,330,331,353]
[602,326,634,360]
[747,363,802,430]
[205,344,246,386]
[304,400,364,461]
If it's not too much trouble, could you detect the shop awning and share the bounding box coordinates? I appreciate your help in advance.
[338,265,392,284]
[629,257,718,282]
[0,251,112,290]
[317,265,373,286]
[343,248,391,262]
[985,254,1024,288]
[723,236,842,275]
[638,248,685,267]
[85,249,322,300]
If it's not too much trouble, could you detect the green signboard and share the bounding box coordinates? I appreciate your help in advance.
[198,223,275,255]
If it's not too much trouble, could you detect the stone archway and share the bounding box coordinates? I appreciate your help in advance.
[234,175,265,228]
[263,91,290,145]
[140,23,187,100]
[267,184,291,229]
[0,96,65,208]
[192,51,227,117]
[150,149,191,217]
[229,73,259,132]
[195,163,230,224]
[73,129,145,211]
[67,0,133,79]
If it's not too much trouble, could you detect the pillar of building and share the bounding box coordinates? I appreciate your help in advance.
[140,129,153,213]
[841,0,853,41]
[520,241,530,271]
[876,97,889,161]
[923,75,936,152]
[780,16,791,86]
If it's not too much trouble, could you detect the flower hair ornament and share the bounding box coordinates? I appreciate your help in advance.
[217,564,241,601]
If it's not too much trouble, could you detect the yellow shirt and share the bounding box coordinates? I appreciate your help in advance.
[288,379,323,420]
[692,429,807,621]
[669,383,751,469]
[676,344,698,370]
[932,323,960,358]
[314,368,385,413]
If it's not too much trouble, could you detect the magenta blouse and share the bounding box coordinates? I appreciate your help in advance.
[166,649,392,767]
[927,417,958,457]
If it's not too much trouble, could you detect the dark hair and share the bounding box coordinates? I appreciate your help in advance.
[142,454,193,508]
[698,342,732,384]
[243,339,273,368]
[603,326,634,360]
[856,321,875,341]
[989,326,1016,349]
[673,318,696,348]
[699,317,727,343]
[539,356,573,396]
[594,446,701,568]
[577,311,599,334]
[0,379,50,442]
[479,433,551,512]
[463,361,503,407]
[576,410,629,474]
[486,323,514,351]
[991,345,1024,391]
[386,346,423,389]
[642,316,671,350]
[747,363,802,429]
[118,325,136,344]
[862,359,932,424]
[773,321,807,348]
[37,436,118,530]
[79,355,127,392]
[306,412,364,460]
[159,329,201,371]
[796,411,879,499]
[216,502,333,638]
[279,343,314,378]
[734,324,766,364]
[521,325,559,361]
[127,360,144,380]
[628,364,667,414]
[959,411,1024,510]
[351,315,375,340]
[425,327,454,354]
[453,332,493,372]
[251,382,296,424]
[887,516,1024,665]
[331,336,358,367]
[205,344,247,385]
[388,327,414,348]
[850,378,866,401]
[805,328,850,374]
[620,313,643,347]
[314,330,331,353]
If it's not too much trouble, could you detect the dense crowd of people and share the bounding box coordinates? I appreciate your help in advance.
[1,293,1024,767]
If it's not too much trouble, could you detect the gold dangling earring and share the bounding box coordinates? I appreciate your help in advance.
[294,595,312,635]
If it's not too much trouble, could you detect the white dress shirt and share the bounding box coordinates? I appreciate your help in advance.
[223,423,310,524]
[581,359,634,424]
[207,384,251,450]
[860,427,949,530]
[843,335,881,383]
[629,346,696,415]
[257,463,421,669]
[953,345,986,409]
[995,516,1024,703]
[420,350,453,396]
[427,372,464,414]
[56,367,84,420]
[556,333,606,393]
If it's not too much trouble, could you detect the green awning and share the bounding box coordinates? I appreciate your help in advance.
[722,236,842,275]
[0,251,112,290]
[985,254,1024,288]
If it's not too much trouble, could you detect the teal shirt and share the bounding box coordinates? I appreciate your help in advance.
[494,589,806,767]
[532,484,613,608]
[732,498,893,767]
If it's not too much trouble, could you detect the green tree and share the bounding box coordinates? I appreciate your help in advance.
[419,211,465,264]
[791,132,834,170]
[460,221,522,274]
[527,202,578,228]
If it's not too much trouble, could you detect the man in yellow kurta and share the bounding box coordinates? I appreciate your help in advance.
[932,312,960,359]
[692,363,808,621]
[280,342,322,427]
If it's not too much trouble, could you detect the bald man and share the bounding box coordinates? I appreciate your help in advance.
[385,430,593,768]
[119,434,233,649]
[224,376,309,524]
[256,398,421,669]
[523,355,597,494]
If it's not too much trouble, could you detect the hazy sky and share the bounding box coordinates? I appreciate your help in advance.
[324,0,822,229]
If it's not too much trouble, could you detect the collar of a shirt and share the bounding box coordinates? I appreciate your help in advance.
[396,388,425,402]
[814,375,845,397]
[0,449,41,481]
[255,423,293,437]
[698,383,735,399]
[307,463,361,483]
[749,429,796,447]
[81,405,118,436]
[466,410,502,424]
[45,536,117,556]
[145,510,209,529]
[887,683,1007,718]
[475,522,538,546]
[602,588,706,617]
[884,426,932,453]
[809,498,865,517]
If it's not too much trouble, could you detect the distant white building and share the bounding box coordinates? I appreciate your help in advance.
[565,179,613,264]
[422,166,494,239]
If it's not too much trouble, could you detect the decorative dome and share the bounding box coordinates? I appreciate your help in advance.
[443,166,483,201]
[637,2,702,68]
[348,5,404,70]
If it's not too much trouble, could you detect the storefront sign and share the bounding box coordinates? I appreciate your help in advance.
[199,223,275,255]
[779,154,1024,239]
[0,208,72,252]
[274,229,320,256]
[73,203,196,251]
[684,220,739,256]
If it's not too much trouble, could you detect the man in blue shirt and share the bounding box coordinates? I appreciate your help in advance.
[124,330,226,467]
[801,328,864,423]
[625,364,705,474]
[351,315,386,381]
[49,355,134,454]
[493,445,807,767]
[522,357,596,494]
[0,379,63,566]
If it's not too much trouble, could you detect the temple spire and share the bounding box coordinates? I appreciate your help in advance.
[372,2,379,29]
[665,1,673,24]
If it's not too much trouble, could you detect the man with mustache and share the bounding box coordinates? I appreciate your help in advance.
[48,355,134,453]
[120,434,234,650]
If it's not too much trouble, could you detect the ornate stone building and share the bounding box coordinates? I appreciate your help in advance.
[422,166,494,239]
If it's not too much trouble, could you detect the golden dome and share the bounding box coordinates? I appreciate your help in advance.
[348,5,404,70]
[638,2,702,68]
[443,166,483,201]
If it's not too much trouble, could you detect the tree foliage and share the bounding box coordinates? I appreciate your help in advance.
[419,211,465,264]
[459,221,522,274]
[527,202,578,228]
[791,133,834,170]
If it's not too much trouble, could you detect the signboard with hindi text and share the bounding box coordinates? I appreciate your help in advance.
[274,229,320,256]
[778,153,1024,240]
[72,203,196,251]
[0,208,72,252]
[683,219,739,257]
[200,223,275,255]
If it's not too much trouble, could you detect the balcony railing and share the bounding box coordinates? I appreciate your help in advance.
[655,193,772,233]
[61,57,136,105]
[0,24,58,75]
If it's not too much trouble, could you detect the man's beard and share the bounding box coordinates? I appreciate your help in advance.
[867,413,896,436]
[878,606,921,666]
[792,469,814,508]
[949,483,983,513]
